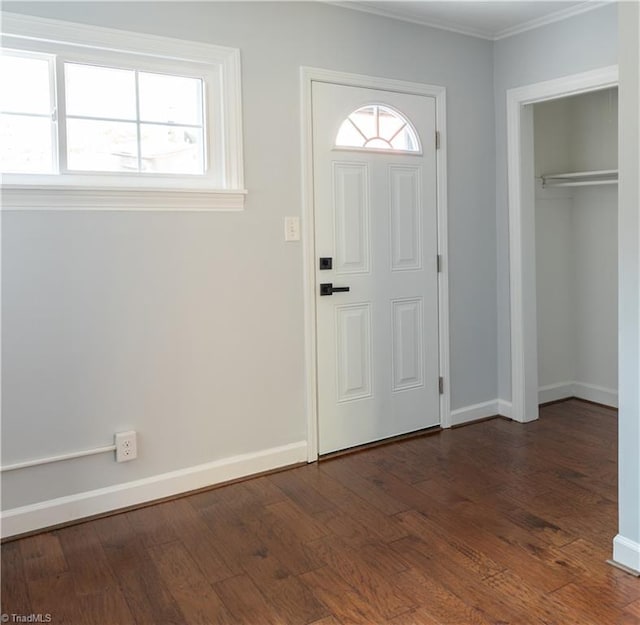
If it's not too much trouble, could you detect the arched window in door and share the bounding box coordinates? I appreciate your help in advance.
[335,104,421,153]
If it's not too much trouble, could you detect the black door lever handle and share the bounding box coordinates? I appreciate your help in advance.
[320,283,350,296]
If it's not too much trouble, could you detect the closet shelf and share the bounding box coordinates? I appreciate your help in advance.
[541,169,618,188]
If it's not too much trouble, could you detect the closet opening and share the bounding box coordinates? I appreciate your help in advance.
[506,65,622,572]
[533,88,618,409]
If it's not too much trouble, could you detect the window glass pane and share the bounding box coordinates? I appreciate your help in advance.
[140,124,204,174]
[336,119,365,148]
[336,105,420,153]
[349,107,376,139]
[365,138,391,149]
[391,128,419,152]
[65,63,136,120]
[138,72,203,125]
[0,53,52,115]
[0,113,53,173]
[378,106,405,139]
[66,119,138,172]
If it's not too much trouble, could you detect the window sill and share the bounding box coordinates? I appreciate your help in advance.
[1,184,248,211]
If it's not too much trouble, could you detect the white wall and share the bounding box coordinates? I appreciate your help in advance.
[534,90,618,405]
[493,3,618,402]
[1,2,497,525]
[569,88,618,172]
[533,97,572,178]
[615,0,640,573]
[535,188,575,389]
[573,186,618,395]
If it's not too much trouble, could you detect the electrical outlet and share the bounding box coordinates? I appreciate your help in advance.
[115,430,137,462]
[284,216,300,242]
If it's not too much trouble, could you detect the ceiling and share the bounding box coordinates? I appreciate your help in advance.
[333,1,611,40]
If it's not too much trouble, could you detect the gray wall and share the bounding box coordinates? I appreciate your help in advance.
[1,2,497,509]
[493,3,618,402]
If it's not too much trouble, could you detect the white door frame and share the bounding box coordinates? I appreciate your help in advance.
[506,65,619,424]
[301,67,450,461]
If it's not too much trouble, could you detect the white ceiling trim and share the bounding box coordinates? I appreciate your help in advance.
[330,0,614,41]
[493,1,612,39]
[330,1,494,39]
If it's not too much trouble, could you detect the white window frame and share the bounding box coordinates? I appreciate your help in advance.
[0,13,246,210]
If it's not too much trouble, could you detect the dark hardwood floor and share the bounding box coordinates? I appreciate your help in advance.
[2,399,638,624]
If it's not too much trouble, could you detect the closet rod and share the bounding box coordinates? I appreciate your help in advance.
[542,169,617,179]
[541,169,618,188]
[542,179,618,188]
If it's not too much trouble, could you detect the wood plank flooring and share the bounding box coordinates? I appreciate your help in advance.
[2,399,638,624]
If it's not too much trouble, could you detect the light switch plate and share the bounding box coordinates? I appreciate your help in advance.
[284,216,301,242]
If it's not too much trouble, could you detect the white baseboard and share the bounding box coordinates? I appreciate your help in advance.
[573,382,618,408]
[497,399,513,419]
[539,381,575,404]
[1,440,307,539]
[449,400,499,427]
[613,534,640,574]
[538,381,618,408]
[448,384,616,428]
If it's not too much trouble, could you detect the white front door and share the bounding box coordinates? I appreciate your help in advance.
[312,81,440,455]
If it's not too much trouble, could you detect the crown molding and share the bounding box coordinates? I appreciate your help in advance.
[328,1,494,39]
[328,1,614,42]
[494,1,613,40]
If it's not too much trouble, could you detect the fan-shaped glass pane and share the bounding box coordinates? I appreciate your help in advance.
[378,107,405,138]
[365,137,391,149]
[391,127,419,152]
[335,105,420,153]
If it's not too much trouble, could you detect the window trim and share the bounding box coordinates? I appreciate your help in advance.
[0,12,246,210]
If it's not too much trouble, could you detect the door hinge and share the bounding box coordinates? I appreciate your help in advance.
[439,377,444,394]
[435,130,441,150]
[436,254,442,273]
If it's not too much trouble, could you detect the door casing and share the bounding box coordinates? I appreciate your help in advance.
[505,65,619,425]
[301,67,450,461]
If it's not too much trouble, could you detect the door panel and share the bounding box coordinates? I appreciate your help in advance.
[336,303,373,402]
[313,81,439,454]
[333,162,370,274]
[392,297,424,392]
[390,165,422,271]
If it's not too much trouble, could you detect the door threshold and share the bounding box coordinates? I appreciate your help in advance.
[319,424,442,461]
